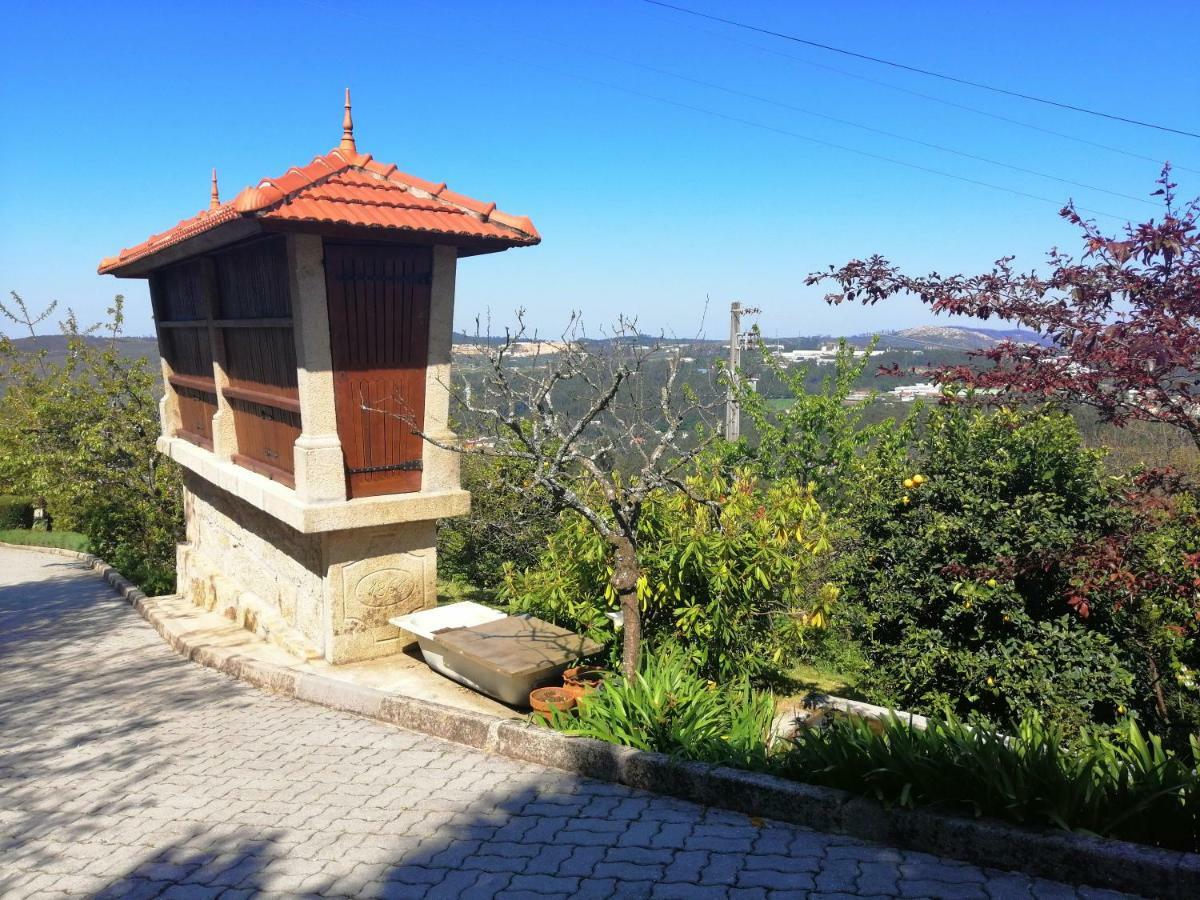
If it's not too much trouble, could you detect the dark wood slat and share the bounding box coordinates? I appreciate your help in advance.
[156,319,208,329]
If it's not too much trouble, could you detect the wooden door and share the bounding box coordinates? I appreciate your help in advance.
[324,243,432,498]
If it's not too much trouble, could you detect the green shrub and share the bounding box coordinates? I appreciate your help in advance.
[0,295,183,595]
[503,466,838,683]
[739,337,890,508]
[838,405,1135,732]
[546,646,776,769]
[1067,476,1200,748]
[780,712,1199,851]
[437,452,559,592]
[0,495,34,529]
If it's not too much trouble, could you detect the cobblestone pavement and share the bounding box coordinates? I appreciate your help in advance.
[0,547,1128,899]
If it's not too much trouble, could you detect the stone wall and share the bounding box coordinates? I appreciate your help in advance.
[178,472,436,664]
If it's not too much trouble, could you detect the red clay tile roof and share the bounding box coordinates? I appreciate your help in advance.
[99,148,539,274]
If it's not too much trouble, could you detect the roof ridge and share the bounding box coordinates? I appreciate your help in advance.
[299,192,468,214]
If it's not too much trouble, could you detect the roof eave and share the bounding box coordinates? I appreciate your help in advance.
[99,217,265,278]
[258,218,540,254]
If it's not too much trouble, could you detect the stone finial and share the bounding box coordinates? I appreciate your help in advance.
[339,88,356,152]
[209,168,220,209]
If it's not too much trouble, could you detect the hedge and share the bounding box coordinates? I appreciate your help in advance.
[0,496,34,530]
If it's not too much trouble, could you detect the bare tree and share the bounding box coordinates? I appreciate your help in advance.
[373,310,722,674]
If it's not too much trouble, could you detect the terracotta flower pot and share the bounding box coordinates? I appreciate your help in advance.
[563,666,607,689]
[530,686,576,715]
[562,682,593,702]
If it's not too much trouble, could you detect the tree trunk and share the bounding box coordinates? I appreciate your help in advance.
[610,535,642,676]
[1147,654,1169,722]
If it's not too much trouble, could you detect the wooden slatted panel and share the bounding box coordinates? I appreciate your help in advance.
[228,398,300,487]
[150,259,216,449]
[213,237,292,319]
[174,385,217,450]
[151,260,207,321]
[212,236,299,481]
[222,328,299,400]
[324,243,432,498]
[162,325,214,378]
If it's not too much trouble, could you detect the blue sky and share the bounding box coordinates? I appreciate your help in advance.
[1,0,1197,339]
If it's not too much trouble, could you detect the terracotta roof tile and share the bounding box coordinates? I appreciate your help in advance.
[100,148,538,274]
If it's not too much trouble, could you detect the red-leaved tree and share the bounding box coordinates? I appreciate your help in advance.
[808,167,1200,449]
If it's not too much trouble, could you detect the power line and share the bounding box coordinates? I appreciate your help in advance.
[564,41,1156,206]
[295,0,1137,220]
[642,0,1200,140]
[512,57,1133,222]
[680,25,1199,175]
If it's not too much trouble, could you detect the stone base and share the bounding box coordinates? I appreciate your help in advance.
[178,472,436,664]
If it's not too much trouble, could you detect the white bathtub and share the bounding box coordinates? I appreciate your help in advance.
[391,602,596,706]
[391,602,508,698]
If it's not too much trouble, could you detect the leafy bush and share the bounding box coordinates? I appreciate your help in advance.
[838,405,1136,732]
[739,337,890,508]
[503,465,837,682]
[0,294,182,594]
[0,495,34,529]
[547,646,776,769]
[437,452,559,592]
[1067,472,1200,747]
[780,713,1199,851]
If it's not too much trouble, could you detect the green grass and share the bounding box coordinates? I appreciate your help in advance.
[436,578,498,606]
[773,662,866,705]
[0,529,90,552]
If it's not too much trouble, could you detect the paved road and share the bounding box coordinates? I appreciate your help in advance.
[0,546,1126,899]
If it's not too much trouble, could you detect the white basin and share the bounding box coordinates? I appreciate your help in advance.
[390,602,508,698]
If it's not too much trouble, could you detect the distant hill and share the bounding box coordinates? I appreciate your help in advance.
[851,325,1050,351]
[5,334,160,368]
[454,324,1049,353]
[4,325,1041,367]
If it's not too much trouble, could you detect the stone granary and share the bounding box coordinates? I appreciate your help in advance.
[100,91,539,663]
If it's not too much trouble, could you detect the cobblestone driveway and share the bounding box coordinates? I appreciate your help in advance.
[0,547,1126,899]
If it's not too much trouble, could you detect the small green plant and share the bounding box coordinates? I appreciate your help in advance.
[437,452,559,592]
[779,712,1199,851]
[546,646,776,769]
[739,336,890,508]
[0,495,34,530]
[503,463,838,683]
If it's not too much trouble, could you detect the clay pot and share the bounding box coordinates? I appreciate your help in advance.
[562,682,592,702]
[563,666,607,689]
[530,686,576,715]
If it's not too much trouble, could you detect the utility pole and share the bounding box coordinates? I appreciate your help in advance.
[725,301,760,441]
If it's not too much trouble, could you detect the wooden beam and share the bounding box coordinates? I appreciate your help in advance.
[212,317,294,329]
[222,384,302,414]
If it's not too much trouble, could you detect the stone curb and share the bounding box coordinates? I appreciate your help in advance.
[7,540,1197,898]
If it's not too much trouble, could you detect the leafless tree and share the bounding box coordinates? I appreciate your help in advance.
[373,310,722,674]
